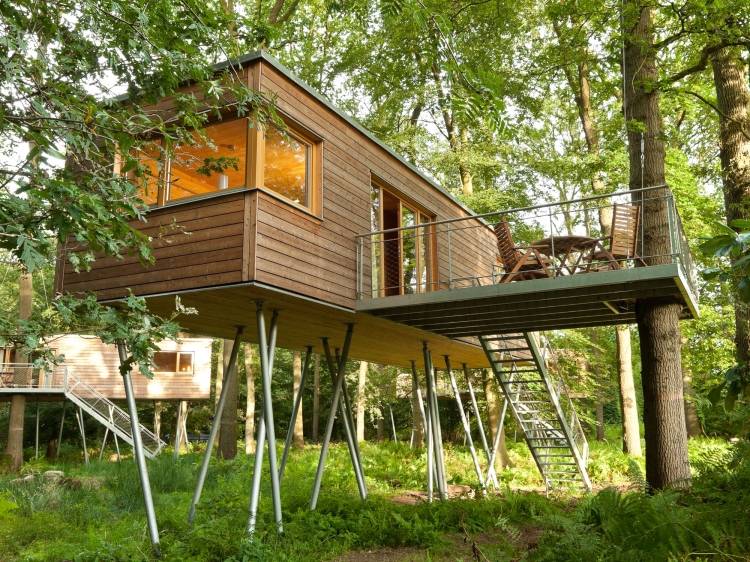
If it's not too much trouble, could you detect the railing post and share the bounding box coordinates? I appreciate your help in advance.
[667,194,677,262]
[447,225,453,290]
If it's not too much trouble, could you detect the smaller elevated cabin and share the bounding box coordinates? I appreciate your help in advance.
[0,334,212,401]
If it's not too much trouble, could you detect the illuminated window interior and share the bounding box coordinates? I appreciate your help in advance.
[153,351,194,374]
[264,125,309,207]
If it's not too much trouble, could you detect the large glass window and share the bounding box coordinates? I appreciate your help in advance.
[168,119,248,202]
[371,182,435,296]
[264,125,309,206]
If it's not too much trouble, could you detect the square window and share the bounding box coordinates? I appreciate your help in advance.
[263,125,310,207]
[178,353,194,373]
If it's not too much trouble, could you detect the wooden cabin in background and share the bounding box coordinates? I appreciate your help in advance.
[55,51,497,368]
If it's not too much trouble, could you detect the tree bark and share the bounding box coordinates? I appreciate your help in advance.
[6,271,32,472]
[625,2,691,489]
[681,338,701,438]
[483,370,513,469]
[312,353,320,442]
[617,326,642,455]
[244,343,255,454]
[292,350,304,448]
[712,47,750,371]
[356,361,367,442]
[153,401,162,440]
[217,339,238,460]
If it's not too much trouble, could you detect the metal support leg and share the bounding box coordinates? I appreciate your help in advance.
[464,364,498,489]
[310,324,355,510]
[485,396,509,487]
[76,406,89,465]
[423,344,447,498]
[173,400,183,459]
[114,433,121,461]
[424,379,434,502]
[99,427,109,462]
[182,406,191,453]
[334,347,367,494]
[117,341,160,553]
[445,356,485,492]
[56,402,67,459]
[188,326,245,524]
[247,310,279,535]
[389,405,397,444]
[35,398,40,459]
[322,340,367,499]
[279,346,313,483]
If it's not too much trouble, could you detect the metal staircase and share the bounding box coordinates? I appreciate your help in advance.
[479,333,592,492]
[64,370,166,458]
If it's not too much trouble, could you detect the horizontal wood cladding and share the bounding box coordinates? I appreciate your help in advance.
[62,194,246,299]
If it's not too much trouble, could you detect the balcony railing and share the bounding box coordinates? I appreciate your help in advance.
[0,363,67,389]
[355,185,697,300]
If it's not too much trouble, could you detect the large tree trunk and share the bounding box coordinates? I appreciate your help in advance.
[356,361,367,442]
[617,326,642,454]
[244,343,256,454]
[712,47,750,371]
[312,354,320,442]
[217,339,238,460]
[483,370,514,469]
[6,271,32,472]
[625,2,691,489]
[292,351,304,448]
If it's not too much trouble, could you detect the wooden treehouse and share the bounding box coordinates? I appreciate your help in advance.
[52,51,699,541]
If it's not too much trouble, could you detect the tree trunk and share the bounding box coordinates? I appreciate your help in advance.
[590,330,606,441]
[712,47,750,371]
[6,271,32,472]
[153,401,162,440]
[292,350,304,448]
[681,338,701,438]
[483,370,514,469]
[411,373,424,449]
[214,339,223,443]
[377,414,385,443]
[217,339,238,460]
[617,326,642,455]
[356,361,367,442]
[624,1,691,490]
[244,343,256,454]
[312,353,320,442]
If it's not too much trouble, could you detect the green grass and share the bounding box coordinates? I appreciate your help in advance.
[0,434,748,561]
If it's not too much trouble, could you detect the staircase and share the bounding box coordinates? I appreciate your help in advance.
[64,370,166,458]
[479,333,592,492]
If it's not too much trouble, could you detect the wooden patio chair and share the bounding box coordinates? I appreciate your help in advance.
[588,204,647,270]
[494,218,554,283]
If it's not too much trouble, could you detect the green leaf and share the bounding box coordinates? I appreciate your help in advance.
[701,267,722,280]
[730,219,750,229]
[725,392,736,412]
[698,235,734,257]
[712,220,737,236]
[707,381,726,406]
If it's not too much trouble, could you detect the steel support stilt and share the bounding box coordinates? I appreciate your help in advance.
[279,346,313,483]
[445,356,485,492]
[117,340,160,553]
[463,364,498,489]
[389,405,397,444]
[247,309,279,535]
[188,326,245,524]
[485,396,509,487]
[56,402,66,459]
[310,324,355,510]
[424,380,434,502]
[99,427,109,462]
[257,306,283,532]
[322,339,366,498]
[76,406,89,465]
[334,347,367,493]
[410,361,437,491]
[173,400,183,459]
[35,398,40,460]
[114,433,121,462]
[423,345,447,497]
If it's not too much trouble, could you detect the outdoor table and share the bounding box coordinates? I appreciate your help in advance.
[530,235,616,276]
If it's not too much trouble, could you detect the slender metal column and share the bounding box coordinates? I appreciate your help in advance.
[389,405,397,443]
[188,326,245,524]
[279,346,313,483]
[114,433,121,461]
[423,345,447,497]
[257,305,283,532]
[310,324,354,510]
[76,406,89,465]
[99,427,110,462]
[247,310,279,535]
[463,364,498,489]
[56,402,67,459]
[117,340,160,552]
[424,375,434,502]
[485,396,509,487]
[322,340,366,498]
[445,356,485,492]
[334,347,367,493]
[181,406,191,453]
[35,398,40,459]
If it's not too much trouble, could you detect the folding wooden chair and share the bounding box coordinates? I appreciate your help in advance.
[494,218,554,283]
[587,204,646,270]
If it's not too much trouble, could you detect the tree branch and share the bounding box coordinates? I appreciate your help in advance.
[666,41,749,83]
[681,89,750,141]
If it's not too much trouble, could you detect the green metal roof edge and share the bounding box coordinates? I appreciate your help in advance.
[113,50,482,221]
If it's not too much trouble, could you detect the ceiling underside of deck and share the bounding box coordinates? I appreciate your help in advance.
[356,264,697,338]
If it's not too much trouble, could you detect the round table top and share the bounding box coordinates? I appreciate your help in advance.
[530,235,599,254]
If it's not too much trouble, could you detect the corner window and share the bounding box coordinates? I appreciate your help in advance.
[264,125,310,207]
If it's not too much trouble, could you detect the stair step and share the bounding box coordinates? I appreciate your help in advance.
[539,462,577,466]
[482,335,524,342]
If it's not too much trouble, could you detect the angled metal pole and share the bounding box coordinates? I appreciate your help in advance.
[445,356,485,492]
[463,364,498,489]
[56,402,66,459]
[114,433,121,461]
[247,309,280,535]
[389,405,397,444]
[258,306,283,532]
[117,340,160,552]
[76,406,89,465]
[334,347,367,493]
[35,398,40,459]
[322,340,366,498]
[422,343,445,499]
[279,346,313,483]
[485,395,509,487]
[188,325,245,524]
[173,400,183,459]
[310,324,355,510]
[424,376,434,502]
[99,427,109,462]
[410,361,429,447]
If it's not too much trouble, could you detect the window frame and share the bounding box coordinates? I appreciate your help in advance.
[152,351,195,374]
